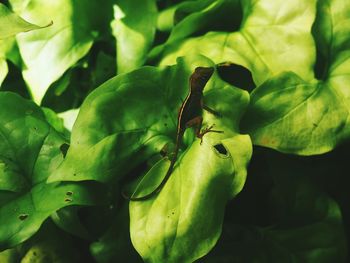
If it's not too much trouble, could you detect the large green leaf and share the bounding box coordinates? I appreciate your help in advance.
[128,63,251,261]
[48,55,224,183]
[154,0,316,86]
[241,0,350,155]
[130,134,251,263]
[47,55,251,262]
[0,92,107,250]
[9,0,113,104]
[152,0,241,58]
[111,0,157,73]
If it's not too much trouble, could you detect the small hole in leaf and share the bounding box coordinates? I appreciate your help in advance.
[216,62,255,92]
[33,251,37,256]
[66,191,73,196]
[73,173,76,176]
[18,214,29,220]
[214,144,228,155]
[65,198,72,202]
[164,123,168,127]
[60,143,70,158]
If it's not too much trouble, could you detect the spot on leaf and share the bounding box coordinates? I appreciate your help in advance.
[18,214,29,220]
[60,143,70,158]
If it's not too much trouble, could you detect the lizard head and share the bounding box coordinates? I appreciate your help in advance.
[190,67,214,92]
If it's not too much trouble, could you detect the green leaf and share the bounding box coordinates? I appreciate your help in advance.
[128,66,251,262]
[112,0,157,73]
[9,0,113,104]
[90,203,143,263]
[155,0,316,85]
[47,54,251,262]
[0,38,17,86]
[0,3,51,40]
[0,92,107,249]
[202,154,347,263]
[51,206,92,240]
[19,221,81,263]
[0,220,87,262]
[0,46,9,86]
[241,0,350,155]
[57,108,79,131]
[151,0,241,59]
[42,107,69,138]
[130,135,251,263]
[48,55,214,183]
[0,247,20,262]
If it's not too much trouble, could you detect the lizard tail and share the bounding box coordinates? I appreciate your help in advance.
[122,131,183,201]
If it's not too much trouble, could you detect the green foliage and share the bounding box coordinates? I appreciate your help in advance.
[0,3,50,40]
[0,3,49,86]
[241,0,350,155]
[155,0,316,85]
[9,0,113,103]
[0,0,349,262]
[0,92,108,249]
[203,152,348,263]
[112,0,157,73]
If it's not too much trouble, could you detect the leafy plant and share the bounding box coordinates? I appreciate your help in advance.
[0,0,349,262]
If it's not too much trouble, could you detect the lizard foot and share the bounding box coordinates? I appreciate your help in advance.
[198,124,224,144]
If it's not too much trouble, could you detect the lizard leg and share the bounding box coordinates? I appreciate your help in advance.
[198,124,224,142]
[186,116,223,144]
[198,124,224,144]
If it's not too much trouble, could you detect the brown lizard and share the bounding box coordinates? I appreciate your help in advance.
[123,66,222,201]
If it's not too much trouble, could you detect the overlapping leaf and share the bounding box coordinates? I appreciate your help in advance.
[112,0,157,73]
[47,55,251,262]
[9,0,113,103]
[241,0,350,155]
[0,92,107,249]
[153,0,316,85]
[130,135,251,262]
[48,55,207,183]
[128,61,251,262]
[152,0,241,56]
